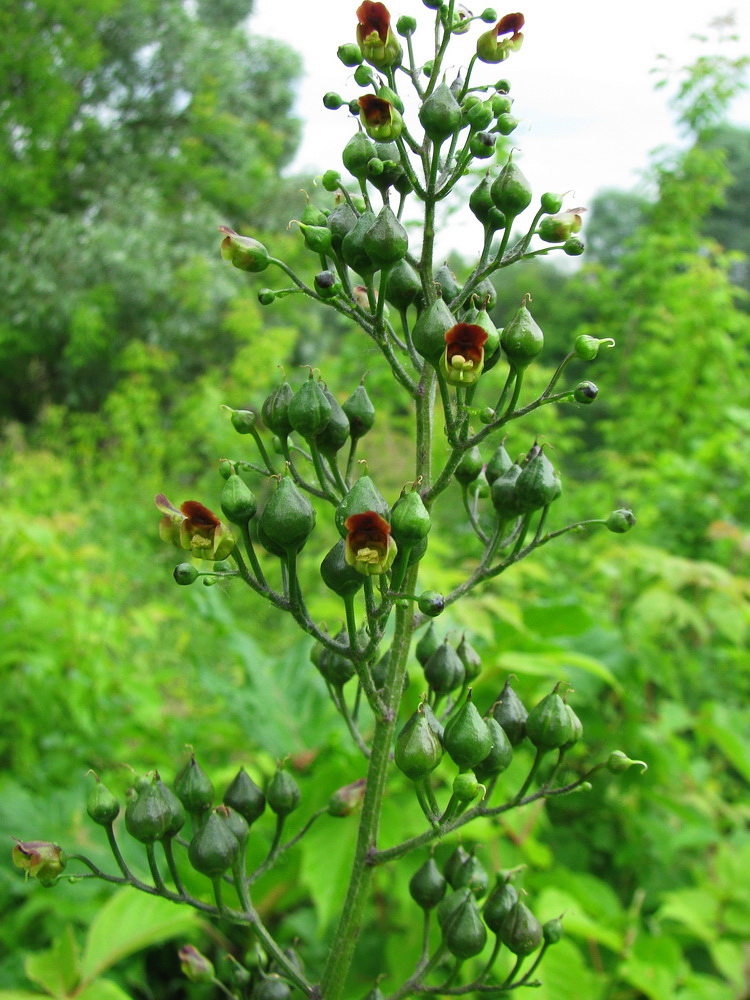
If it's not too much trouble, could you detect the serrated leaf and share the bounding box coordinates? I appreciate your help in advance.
[24,925,80,998]
[79,889,197,985]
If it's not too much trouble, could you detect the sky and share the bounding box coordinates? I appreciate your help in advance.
[248,1,750,255]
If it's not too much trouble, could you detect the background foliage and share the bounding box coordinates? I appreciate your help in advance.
[1,4,749,999]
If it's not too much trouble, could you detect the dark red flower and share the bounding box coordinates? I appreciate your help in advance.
[477,12,525,64]
[441,323,488,385]
[356,2,402,69]
[344,510,398,576]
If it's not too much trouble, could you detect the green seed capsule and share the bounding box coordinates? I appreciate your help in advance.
[501,302,544,369]
[490,463,524,519]
[525,686,575,750]
[384,258,423,310]
[258,475,316,555]
[363,205,409,268]
[455,445,484,485]
[491,158,533,219]
[474,716,513,781]
[221,474,257,525]
[320,538,364,597]
[543,917,564,944]
[486,442,513,484]
[419,82,462,142]
[125,780,174,844]
[342,131,376,179]
[175,755,215,815]
[391,487,431,547]
[409,856,447,910]
[500,900,543,956]
[188,810,239,878]
[483,877,518,933]
[442,889,488,959]
[424,641,465,696]
[262,379,294,437]
[514,449,561,512]
[341,208,378,276]
[224,767,266,826]
[415,621,441,667]
[266,767,301,816]
[492,677,528,746]
[342,382,376,439]
[541,191,564,214]
[395,706,444,780]
[252,977,292,1000]
[418,590,445,617]
[288,377,332,440]
[456,635,482,681]
[316,389,350,457]
[452,851,490,898]
[327,202,358,253]
[318,629,357,686]
[443,690,493,770]
[412,297,457,364]
[434,263,462,303]
[296,222,333,255]
[443,845,470,887]
[174,563,199,586]
[155,777,186,838]
[469,174,496,227]
[87,777,120,826]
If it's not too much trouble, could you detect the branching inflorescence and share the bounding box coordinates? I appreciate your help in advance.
[14,3,644,999]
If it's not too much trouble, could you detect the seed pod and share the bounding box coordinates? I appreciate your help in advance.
[301,202,327,227]
[462,304,500,359]
[384,258,423,310]
[342,131,376,179]
[341,208,378,276]
[391,487,431,546]
[491,157,533,219]
[434,263,462,304]
[471,276,498,311]
[288,377,331,440]
[456,635,482,682]
[154,777,186,838]
[262,379,294,438]
[266,766,301,816]
[442,889,488,958]
[295,221,333,255]
[125,780,174,844]
[224,767,266,826]
[483,877,519,933]
[437,884,470,928]
[492,678,528,746]
[514,448,561,512]
[452,850,490,898]
[443,845,470,886]
[422,701,444,745]
[409,856,447,910]
[415,621,441,667]
[395,705,444,780]
[318,629,356,686]
[543,917,564,944]
[363,205,409,268]
[419,82,462,142]
[252,977,292,1000]
[258,475,316,555]
[412,297,457,364]
[525,686,575,750]
[562,703,583,749]
[175,754,215,815]
[466,99,494,131]
[541,191,564,214]
[469,174,497,227]
[443,690,493,770]
[500,900,543,956]
[327,202,358,253]
[474,716,513,781]
[486,442,513,484]
[342,382,376,440]
[501,302,544,369]
[87,776,120,826]
[219,804,249,847]
[455,445,484,485]
[335,475,390,537]
[490,463,524,520]
[221,473,257,525]
[424,640,465,696]
[320,538,364,597]
[316,389,350,457]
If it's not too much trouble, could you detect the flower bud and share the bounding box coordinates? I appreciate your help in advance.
[314,270,341,300]
[179,945,215,984]
[606,509,636,533]
[541,191,564,214]
[496,113,519,135]
[12,840,66,883]
[396,14,417,34]
[173,562,198,585]
[358,95,403,142]
[418,590,445,617]
[323,92,344,110]
[419,82,462,143]
[469,131,497,159]
[538,209,584,243]
[492,92,513,115]
[328,778,367,817]
[354,64,375,86]
[564,236,585,255]
[573,380,598,404]
[224,767,266,825]
[218,226,270,273]
[338,42,363,66]
[322,169,342,191]
[266,766,301,816]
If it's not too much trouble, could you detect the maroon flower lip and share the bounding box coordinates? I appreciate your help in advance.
[445,323,489,366]
[358,94,393,126]
[496,12,525,37]
[344,510,397,576]
[181,500,221,531]
[357,1,391,43]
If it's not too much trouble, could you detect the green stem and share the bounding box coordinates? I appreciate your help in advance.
[320,565,419,1000]
[162,838,187,897]
[514,746,548,802]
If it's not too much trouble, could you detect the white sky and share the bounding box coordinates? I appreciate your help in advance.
[249,1,750,255]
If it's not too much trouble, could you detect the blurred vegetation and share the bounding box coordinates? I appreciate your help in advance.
[1,5,749,1000]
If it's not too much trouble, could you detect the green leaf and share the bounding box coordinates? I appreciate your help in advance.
[76,980,135,1000]
[24,925,80,998]
[0,992,52,999]
[658,887,718,942]
[697,703,750,783]
[675,972,737,1000]
[618,934,684,1000]
[79,889,197,985]
[535,888,623,952]
[530,938,602,1000]
[499,650,621,690]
